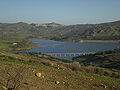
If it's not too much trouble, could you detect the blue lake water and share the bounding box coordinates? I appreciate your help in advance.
[11,39,120,60]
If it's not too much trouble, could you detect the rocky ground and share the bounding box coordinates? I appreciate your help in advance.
[0,52,120,90]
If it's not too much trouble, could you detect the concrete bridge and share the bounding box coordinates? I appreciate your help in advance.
[46,52,95,57]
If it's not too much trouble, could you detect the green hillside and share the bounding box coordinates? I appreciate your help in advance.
[49,21,120,41]
[0,22,33,40]
[0,21,120,41]
[73,49,120,70]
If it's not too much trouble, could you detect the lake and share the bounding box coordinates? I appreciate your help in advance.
[11,39,120,60]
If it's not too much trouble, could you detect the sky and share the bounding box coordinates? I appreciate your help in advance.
[0,0,120,25]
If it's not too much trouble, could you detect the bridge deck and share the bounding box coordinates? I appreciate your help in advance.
[46,52,95,55]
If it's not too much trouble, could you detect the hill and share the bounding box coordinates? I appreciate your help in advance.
[0,51,120,90]
[72,49,120,70]
[0,22,34,40]
[48,21,120,41]
[0,21,120,41]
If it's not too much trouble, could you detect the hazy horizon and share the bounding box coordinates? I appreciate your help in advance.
[1,20,120,26]
[0,0,120,24]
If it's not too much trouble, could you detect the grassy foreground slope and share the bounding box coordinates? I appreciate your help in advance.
[0,52,120,90]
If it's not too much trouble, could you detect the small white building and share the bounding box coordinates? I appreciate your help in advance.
[13,43,18,45]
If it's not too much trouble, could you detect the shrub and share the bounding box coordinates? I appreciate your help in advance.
[69,62,81,71]
[41,61,54,66]
[84,66,120,78]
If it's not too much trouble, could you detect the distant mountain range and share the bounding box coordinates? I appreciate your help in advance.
[31,22,63,27]
[0,20,120,41]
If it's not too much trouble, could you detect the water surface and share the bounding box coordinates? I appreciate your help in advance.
[11,39,120,60]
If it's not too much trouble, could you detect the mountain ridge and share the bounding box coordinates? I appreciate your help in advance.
[0,20,120,41]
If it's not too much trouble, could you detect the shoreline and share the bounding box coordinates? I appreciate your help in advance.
[79,40,120,43]
[60,39,120,43]
[31,38,120,43]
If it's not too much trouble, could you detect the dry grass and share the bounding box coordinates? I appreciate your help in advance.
[0,52,120,90]
[0,60,120,89]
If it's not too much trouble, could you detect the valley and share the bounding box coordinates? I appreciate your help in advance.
[0,20,120,90]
